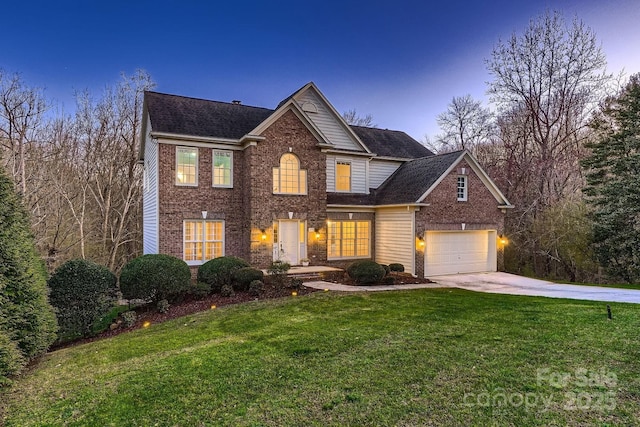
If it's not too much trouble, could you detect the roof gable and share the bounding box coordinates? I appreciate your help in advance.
[373,150,512,207]
[289,83,370,153]
[375,151,463,205]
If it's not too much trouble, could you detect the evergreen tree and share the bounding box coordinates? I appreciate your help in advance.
[0,166,57,382]
[583,74,640,283]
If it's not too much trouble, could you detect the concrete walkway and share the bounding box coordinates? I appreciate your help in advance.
[430,272,640,304]
[304,272,640,304]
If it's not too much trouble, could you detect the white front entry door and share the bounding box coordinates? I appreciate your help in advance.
[278,220,300,265]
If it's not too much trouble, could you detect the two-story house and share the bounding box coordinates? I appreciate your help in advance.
[139,82,512,277]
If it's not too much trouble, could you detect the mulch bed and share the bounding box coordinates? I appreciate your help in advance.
[52,282,318,350]
[52,272,433,350]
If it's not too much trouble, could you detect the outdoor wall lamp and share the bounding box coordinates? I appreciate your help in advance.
[260,229,267,241]
[499,234,508,246]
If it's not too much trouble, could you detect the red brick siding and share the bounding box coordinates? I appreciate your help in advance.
[246,109,328,267]
[157,145,248,265]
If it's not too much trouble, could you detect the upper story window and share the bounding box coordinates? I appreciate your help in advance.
[273,153,307,194]
[213,150,233,187]
[336,161,351,192]
[457,176,468,201]
[176,147,198,186]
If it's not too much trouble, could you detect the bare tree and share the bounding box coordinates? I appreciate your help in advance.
[485,11,613,279]
[0,70,48,196]
[342,109,376,127]
[487,10,611,208]
[434,95,495,153]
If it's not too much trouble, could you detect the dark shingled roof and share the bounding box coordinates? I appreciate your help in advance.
[144,91,431,160]
[326,192,378,206]
[375,151,464,205]
[350,126,433,159]
[145,91,273,139]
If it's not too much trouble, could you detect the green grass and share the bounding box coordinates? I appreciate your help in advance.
[2,289,640,426]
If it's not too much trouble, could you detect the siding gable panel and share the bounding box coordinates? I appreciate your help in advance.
[294,90,364,152]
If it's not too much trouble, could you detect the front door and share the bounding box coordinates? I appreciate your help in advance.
[278,220,300,265]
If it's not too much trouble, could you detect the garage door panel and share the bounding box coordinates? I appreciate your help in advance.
[424,231,496,276]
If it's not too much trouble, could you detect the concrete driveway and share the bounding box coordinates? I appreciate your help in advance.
[430,272,640,304]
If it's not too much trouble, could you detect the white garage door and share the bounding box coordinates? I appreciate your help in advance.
[424,231,497,276]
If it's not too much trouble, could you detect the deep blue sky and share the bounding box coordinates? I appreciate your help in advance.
[3,0,638,140]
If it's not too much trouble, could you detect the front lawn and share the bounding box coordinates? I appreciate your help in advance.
[2,289,639,426]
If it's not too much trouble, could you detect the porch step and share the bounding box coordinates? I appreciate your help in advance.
[289,272,324,281]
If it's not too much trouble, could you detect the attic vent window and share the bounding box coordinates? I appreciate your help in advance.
[301,101,318,113]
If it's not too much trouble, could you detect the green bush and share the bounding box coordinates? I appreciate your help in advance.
[220,284,235,297]
[48,259,118,341]
[188,282,212,298]
[267,260,290,287]
[379,264,391,276]
[289,277,304,290]
[197,256,250,293]
[248,280,264,297]
[120,254,191,303]
[0,331,23,387]
[121,311,137,328]
[389,263,405,273]
[232,267,264,291]
[157,299,170,314]
[382,276,396,285]
[0,167,57,384]
[346,260,386,284]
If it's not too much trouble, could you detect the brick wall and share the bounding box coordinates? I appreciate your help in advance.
[414,159,506,277]
[246,109,328,267]
[157,144,248,264]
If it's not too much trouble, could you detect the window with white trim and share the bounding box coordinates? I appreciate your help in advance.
[176,147,198,186]
[213,150,233,187]
[457,176,468,201]
[336,161,351,192]
[183,220,224,264]
[273,153,307,194]
[327,221,370,259]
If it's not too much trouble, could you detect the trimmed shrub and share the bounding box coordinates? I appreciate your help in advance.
[220,284,235,297]
[197,256,250,293]
[248,280,264,297]
[121,311,137,328]
[346,260,386,284]
[289,277,303,290]
[267,260,290,288]
[0,167,57,383]
[389,263,405,273]
[48,259,118,341]
[379,264,391,276]
[232,267,264,291]
[120,254,191,303]
[382,276,396,285]
[157,299,170,314]
[188,282,212,298]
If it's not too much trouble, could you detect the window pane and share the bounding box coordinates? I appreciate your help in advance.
[177,148,197,184]
[356,222,370,256]
[213,151,232,186]
[273,168,279,193]
[274,154,306,194]
[205,242,222,260]
[336,162,351,191]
